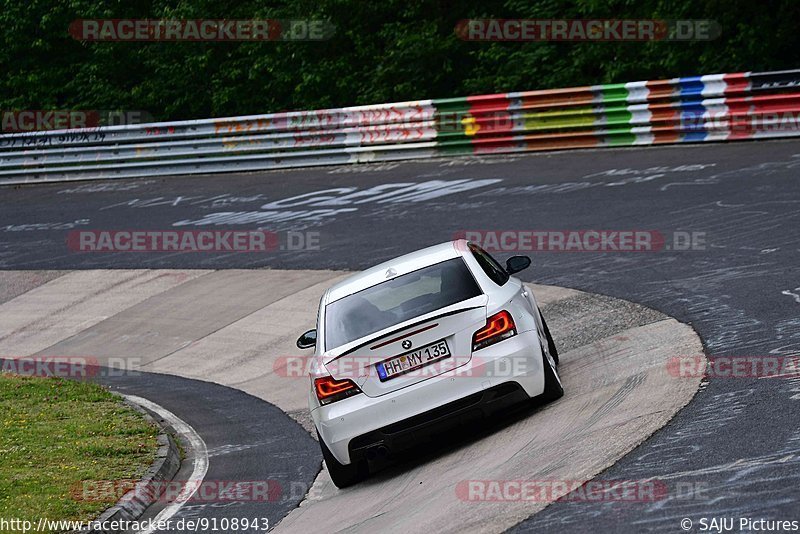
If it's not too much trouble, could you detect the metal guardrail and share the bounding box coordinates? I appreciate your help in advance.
[2,69,800,185]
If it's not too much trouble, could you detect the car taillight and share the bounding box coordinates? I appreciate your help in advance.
[314,376,362,405]
[472,310,517,351]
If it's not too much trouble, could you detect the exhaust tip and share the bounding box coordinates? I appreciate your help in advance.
[363,444,389,461]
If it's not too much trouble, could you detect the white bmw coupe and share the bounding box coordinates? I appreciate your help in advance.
[296,239,563,487]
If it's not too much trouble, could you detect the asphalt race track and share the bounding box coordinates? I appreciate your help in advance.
[96,371,320,531]
[2,138,799,532]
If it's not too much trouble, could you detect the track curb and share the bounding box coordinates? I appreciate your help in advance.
[75,396,182,534]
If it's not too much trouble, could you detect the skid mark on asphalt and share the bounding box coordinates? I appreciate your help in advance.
[273,316,702,534]
[584,373,646,430]
[0,270,210,356]
[0,270,66,304]
[139,271,349,414]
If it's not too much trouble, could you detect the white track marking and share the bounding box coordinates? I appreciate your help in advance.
[782,287,800,304]
[125,394,209,534]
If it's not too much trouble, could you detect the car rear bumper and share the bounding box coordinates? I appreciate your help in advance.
[348,381,529,462]
[311,329,546,464]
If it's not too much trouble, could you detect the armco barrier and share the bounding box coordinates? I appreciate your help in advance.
[2,69,800,185]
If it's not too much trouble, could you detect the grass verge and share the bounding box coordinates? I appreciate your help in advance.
[0,373,159,525]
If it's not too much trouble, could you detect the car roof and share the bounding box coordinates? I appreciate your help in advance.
[324,239,468,304]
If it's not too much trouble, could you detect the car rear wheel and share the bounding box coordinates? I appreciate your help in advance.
[539,336,564,403]
[317,431,367,488]
[539,308,559,365]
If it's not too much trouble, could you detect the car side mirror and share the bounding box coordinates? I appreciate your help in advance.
[505,255,531,275]
[297,329,317,349]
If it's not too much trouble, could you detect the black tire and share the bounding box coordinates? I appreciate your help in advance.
[317,431,367,488]
[539,308,559,365]
[540,344,564,402]
[538,314,564,402]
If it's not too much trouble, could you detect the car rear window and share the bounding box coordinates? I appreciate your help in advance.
[325,257,482,350]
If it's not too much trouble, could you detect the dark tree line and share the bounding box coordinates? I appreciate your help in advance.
[1,0,798,121]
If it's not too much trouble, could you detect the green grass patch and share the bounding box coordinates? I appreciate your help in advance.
[0,373,159,527]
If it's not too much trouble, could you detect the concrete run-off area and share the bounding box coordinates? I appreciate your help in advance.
[0,269,703,532]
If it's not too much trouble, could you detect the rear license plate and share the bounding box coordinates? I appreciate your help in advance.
[376,339,450,381]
